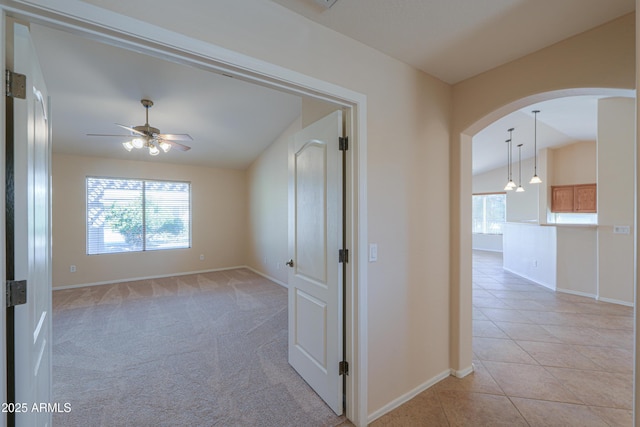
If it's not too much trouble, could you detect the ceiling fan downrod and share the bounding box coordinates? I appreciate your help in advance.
[136,99,159,136]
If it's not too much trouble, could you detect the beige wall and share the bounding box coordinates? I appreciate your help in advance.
[556,227,598,296]
[597,97,635,304]
[79,0,454,416]
[246,117,300,285]
[451,13,635,372]
[550,141,596,185]
[52,154,247,288]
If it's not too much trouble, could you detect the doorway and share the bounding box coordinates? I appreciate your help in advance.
[0,4,366,425]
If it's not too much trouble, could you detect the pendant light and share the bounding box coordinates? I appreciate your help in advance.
[529,110,542,184]
[504,128,516,190]
[503,139,513,190]
[516,143,525,192]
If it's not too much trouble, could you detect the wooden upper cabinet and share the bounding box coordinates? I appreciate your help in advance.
[551,185,574,212]
[574,184,597,212]
[551,183,596,213]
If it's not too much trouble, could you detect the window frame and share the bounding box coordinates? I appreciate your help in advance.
[472,192,507,235]
[86,176,192,255]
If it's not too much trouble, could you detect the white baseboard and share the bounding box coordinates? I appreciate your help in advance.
[367,369,451,424]
[556,288,596,300]
[503,267,555,291]
[452,364,474,378]
[597,296,634,307]
[53,265,248,290]
[245,266,288,288]
[471,247,503,253]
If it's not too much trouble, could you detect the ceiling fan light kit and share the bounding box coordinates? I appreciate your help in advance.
[88,99,192,156]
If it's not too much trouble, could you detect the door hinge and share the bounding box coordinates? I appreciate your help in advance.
[339,249,348,263]
[339,136,348,151]
[339,360,349,376]
[5,70,26,99]
[6,280,27,308]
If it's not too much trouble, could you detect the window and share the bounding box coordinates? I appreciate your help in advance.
[472,193,506,234]
[87,177,191,254]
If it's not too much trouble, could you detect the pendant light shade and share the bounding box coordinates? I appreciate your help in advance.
[516,143,525,192]
[529,110,542,184]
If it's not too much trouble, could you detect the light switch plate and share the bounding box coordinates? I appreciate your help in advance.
[369,243,378,262]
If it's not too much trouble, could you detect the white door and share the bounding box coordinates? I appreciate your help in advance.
[8,21,53,427]
[288,110,343,415]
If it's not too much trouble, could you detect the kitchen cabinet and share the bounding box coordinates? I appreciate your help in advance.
[551,183,596,213]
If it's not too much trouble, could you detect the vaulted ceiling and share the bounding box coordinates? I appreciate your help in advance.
[31,1,635,170]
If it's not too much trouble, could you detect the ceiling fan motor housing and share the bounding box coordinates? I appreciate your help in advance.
[133,125,160,137]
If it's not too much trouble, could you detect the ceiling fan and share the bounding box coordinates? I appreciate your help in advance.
[88,99,192,155]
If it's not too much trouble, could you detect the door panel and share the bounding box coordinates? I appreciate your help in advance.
[9,21,52,427]
[288,111,342,415]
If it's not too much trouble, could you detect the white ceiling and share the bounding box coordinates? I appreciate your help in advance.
[472,92,635,176]
[30,24,302,170]
[270,0,635,84]
[28,2,636,171]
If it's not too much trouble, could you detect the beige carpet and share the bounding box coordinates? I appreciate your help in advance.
[52,268,349,427]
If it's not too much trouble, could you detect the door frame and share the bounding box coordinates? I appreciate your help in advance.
[0,0,369,425]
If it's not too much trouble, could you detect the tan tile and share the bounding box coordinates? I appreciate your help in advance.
[593,328,634,349]
[541,325,608,346]
[472,309,489,321]
[473,296,510,309]
[510,397,609,427]
[494,322,562,343]
[436,390,527,426]
[546,367,633,409]
[482,361,582,404]
[370,388,448,427]
[576,314,633,331]
[432,362,503,395]
[523,311,586,326]
[473,338,537,364]
[516,341,601,370]
[571,302,633,316]
[500,298,549,311]
[473,290,496,298]
[473,320,508,338]
[479,308,534,324]
[576,345,633,373]
[588,406,633,426]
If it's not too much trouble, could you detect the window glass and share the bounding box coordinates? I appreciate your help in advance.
[472,193,506,234]
[87,177,191,254]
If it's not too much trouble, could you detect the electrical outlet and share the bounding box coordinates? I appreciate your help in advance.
[277,262,281,270]
[532,260,537,267]
[199,254,205,261]
[70,265,76,273]
[613,225,630,235]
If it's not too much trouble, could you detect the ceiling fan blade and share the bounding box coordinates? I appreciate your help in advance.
[157,133,193,141]
[87,133,133,138]
[115,123,145,136]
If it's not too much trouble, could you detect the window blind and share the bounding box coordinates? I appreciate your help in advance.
[87,177,191,254]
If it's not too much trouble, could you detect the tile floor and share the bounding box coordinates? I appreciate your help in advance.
[371,250,634,426]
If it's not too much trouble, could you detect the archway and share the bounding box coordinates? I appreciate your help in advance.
[452,86,635,377]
